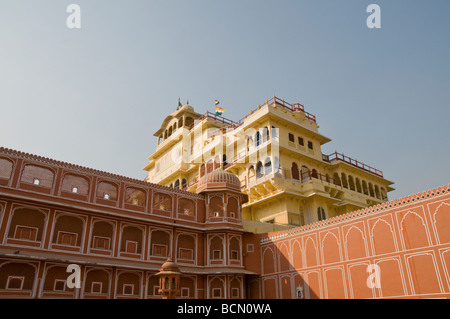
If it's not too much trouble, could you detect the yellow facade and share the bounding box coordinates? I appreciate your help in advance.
[144,97,394,233]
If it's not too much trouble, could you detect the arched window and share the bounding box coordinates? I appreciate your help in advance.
[97,181,118,201]
[381,187,388,201]
[228,197,238,218]
[61,174,89,196]
[200,164,206,178]
[274,157,280,173]
[262,127,269,142]
[368,183,375,197]
[90,221,114,251]
[356,178,362,193]
[311,169,318,179]
[255,131,261,147]
[0,262,37,292]
[181,178,187,189]
[248,166,255,183]
[301,166,309,181]
[0,158,13,180]
[362,180,369,195]
[380,187,388,200]
[52,214,84,247]
[317,207,326,221]
[150,230,171,257]
[271,126,277,138]
[264,157,272,175]
[120,225,143,254]
[178,118,183,128]
[174,180,180,189]
[341,173,348,188]
[210,196,223,217]
[214,155,220,170]
[229,237,240,261]
[207,160,214,174]
[168,126,173,137]
[125,187,146,206]
[153,193,172,211]
[177,234,195,260]
[256,162,264,179]
[185,117,194,128]
[247,136,254,151]
[178,198,195,216]
[84,268,110,295]
[21,165,55,188]
[8,207,46,243]
[210,236,224,260]
[348,175,355,191]
[333,173,341,186]
[291,163,299,180]
[374,185,381,199]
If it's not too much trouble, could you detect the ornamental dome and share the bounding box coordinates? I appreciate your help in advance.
[180,104,194,112]
[158,257,180,274]
[196,169,241,193]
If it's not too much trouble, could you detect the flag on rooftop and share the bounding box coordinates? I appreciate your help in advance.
[215,99,220,106]
[215,106,225,115]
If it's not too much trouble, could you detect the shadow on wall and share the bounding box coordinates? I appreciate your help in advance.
[259,246,319,299]
[258,187,450,299]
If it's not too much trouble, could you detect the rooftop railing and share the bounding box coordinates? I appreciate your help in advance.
[269,96,317,122]
[323,152,383,177]
[188,96,317,134]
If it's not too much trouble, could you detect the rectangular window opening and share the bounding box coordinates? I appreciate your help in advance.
[288,133,294,142]
[212,288,222,298]
[212,250,222,260]
[6,276,24,290]
[125,240,138,254]
[179,248,193,260]
[14,226,38,241]
[54,279,66,291]
[93,236,110,250]
[123,284,134,295]
[91,282,102,294]
[153,244,168,257]
[181,287,190,298]
[57,231,78,246]
[231,250,239,260]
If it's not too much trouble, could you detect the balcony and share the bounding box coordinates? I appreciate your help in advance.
[242,220,297,233]
[322,152,383,177]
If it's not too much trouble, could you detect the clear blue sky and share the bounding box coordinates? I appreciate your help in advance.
[1,0,449,201]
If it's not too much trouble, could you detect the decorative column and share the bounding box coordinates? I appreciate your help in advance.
[156,257,181,299]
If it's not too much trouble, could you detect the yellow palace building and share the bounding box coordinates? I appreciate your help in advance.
[144,97,394,233]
